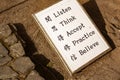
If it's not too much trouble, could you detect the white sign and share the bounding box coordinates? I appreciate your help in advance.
[33,0,111,74]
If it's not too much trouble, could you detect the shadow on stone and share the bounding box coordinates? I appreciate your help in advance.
[33,54,64,80]
[74,0,115,74]
[8,23,64,80]
[83,0,115,49]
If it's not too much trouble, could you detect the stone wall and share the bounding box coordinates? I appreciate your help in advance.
[0,24,44,80]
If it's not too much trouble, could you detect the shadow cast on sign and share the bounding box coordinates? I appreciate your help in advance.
[83,0,115,49]
[9,23,64,80]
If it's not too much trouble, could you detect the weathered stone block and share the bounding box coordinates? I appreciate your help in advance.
[0,25,12,40]
[11,57,35,74]
[0,42,8,55]
[25,70,45,80]
[2,78,18,80]
[9,42,25,58]
[0,0,27,13]
[0,66,18,79]
[0,42,11,66]
[3,33,18,47]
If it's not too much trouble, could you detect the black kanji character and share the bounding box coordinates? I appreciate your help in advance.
[57,35,64,41]
[45,16,52,22]
[51,26,58,32]
[71,54,77,61]
[64,44,70,51]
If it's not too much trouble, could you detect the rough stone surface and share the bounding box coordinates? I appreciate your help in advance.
[0,66,18,79]
[0,42,11,66]
[3,33,18,47]
[96,0,120,47]
[0,0,26,13]
[0,0,120,80]
[11,57,35,74]
[25,70,45,80]
[9,42,25,58]
[2,78,18,80]
[0,25,12,40]
[0,24,45,80]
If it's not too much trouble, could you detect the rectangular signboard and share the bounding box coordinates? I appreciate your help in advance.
[33,0,111,74]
